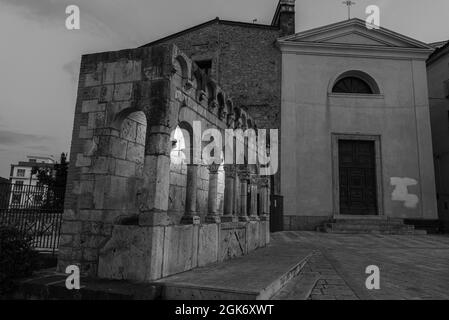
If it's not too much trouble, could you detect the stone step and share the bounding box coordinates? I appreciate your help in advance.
[270,272,320,300]
[154,244,315,300]
[323,227,426,235]
[325,223,415,232]
[10,244,316,300]
[332,218,404,225]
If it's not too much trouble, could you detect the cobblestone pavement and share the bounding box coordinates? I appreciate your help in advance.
[272,232,449,300]
[302,252,358,300]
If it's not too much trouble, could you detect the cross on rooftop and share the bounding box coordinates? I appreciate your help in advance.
[342,1,356,20]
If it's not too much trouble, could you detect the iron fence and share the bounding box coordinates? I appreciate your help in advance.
[0,182,65,254]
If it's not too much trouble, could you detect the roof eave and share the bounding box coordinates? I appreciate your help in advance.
[140,18,278,48]
[278,18,433,50]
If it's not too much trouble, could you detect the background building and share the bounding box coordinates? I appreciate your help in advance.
[0,177,11,209]
[427,41,449,232]
[8,154,56,207]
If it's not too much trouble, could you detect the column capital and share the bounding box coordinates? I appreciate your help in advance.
[238,170,251,182]
[250,175,260,185]
[224,165,236,177]
[208,163,220,174]
[259,176,270,188]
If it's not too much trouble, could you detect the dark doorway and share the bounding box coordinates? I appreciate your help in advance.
[339,140,378,215]
[270,195,283,232]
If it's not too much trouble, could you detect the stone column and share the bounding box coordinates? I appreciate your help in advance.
[238,170,250,222]
[259,177,270,221]
[222,165,237,222]
[249,175,259,221]
[234,173,241,217]
[206,164,221,223]
[139,126,172,226]
[181,164,201,224]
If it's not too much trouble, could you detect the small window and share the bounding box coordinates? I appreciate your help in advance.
[331,71,380,95]
[16,169,25,177]
[195,60,212,76]
[29,159,37,163]
[332,77,373,94]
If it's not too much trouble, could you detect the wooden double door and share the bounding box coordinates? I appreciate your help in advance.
[338,140,378,216]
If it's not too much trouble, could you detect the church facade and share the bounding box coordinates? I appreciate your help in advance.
[278,19,438,230]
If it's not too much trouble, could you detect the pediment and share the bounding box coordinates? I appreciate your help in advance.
[280,19,431,49]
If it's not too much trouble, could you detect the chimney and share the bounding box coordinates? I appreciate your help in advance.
[271,0,296,36]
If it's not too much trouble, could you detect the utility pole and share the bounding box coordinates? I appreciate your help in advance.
[342,1,356,20]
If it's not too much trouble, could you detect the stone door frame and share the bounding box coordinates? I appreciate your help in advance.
[331,133,384,218]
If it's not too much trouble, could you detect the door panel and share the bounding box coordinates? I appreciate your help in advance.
[270,195,283,232]
[339,140,378,215]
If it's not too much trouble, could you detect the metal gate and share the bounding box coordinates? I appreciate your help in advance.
[0,182,64,254]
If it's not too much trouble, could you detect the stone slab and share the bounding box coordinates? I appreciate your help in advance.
[162,225,196,277]
[247,222,260,252]
[198,224,219,267]
[98,225,164,282]
[219,224,246,261]
[154,241,313,300]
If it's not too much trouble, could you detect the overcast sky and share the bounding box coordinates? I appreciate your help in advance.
[0,0,448,178]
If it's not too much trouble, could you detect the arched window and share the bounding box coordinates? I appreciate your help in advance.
[331,71,380,94]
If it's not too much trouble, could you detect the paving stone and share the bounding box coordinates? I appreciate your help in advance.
[274,231,449,300]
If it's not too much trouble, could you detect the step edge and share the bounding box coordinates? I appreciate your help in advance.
[257,251,316,300]
[271,272,321,300]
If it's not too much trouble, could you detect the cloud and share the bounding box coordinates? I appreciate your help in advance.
[24,145,51,151]
[0,0,66,22]
[0,0,165,48]
[0,0,123,41]
[0,130,51,146]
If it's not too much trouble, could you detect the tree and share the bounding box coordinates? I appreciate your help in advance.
[31,153,68,209]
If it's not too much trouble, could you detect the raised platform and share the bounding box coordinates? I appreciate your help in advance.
[97,220,270,282]
[9,241,314,300]
[154,242,314,300]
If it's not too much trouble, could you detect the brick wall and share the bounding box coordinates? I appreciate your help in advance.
[147,22,281,130]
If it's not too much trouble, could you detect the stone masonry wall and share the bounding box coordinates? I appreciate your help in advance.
[145,22,283,195]
[58,52,148,275]
[58,43,252,276]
